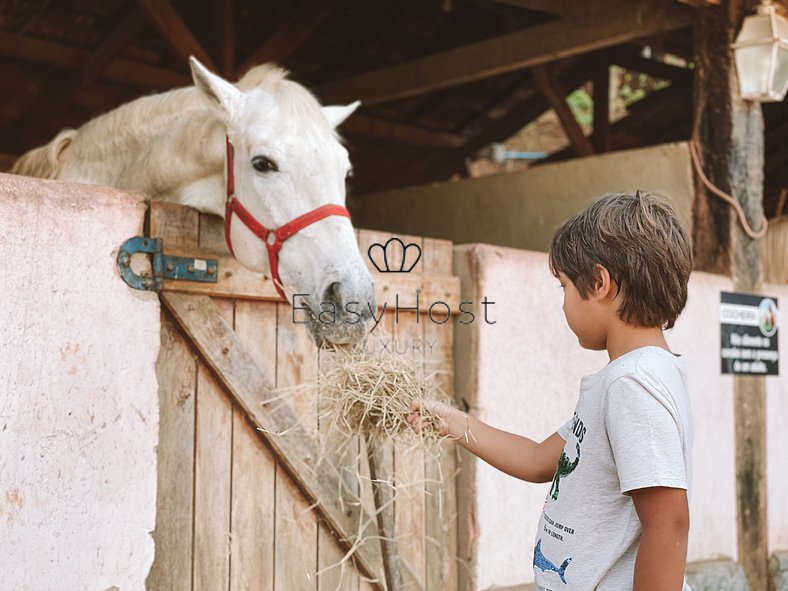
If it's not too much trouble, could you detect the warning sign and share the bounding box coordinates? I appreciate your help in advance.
[720,292,779,375]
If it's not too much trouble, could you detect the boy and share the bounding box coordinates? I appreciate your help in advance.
[409,191,694,590]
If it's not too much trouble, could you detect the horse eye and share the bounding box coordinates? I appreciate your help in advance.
[252,156,278,173]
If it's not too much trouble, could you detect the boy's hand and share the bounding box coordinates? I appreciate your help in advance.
[407,399,455,436]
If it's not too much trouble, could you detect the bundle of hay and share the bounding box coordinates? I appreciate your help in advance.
[319,336,449,444]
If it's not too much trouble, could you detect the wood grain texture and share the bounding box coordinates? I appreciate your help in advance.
[231,300,278,591]
[159,292,412,588]
[275,300,319,590]
[193,363,233,591]
[147,312,197,591]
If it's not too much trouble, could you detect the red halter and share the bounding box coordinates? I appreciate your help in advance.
[224,135,351,300]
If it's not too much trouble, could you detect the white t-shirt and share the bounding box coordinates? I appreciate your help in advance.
[533,346,693,591]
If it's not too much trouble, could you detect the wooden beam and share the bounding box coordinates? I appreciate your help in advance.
[160,293,424,591]
[367,56,594,192]
[0,32,190,88]
[238,0,338,74]
[219,0,235,78]
[81,7,149,86]
[341,113,466,148]
[593,63,611,152]
[140,0,217,71]
[692,5,768,591]
[315,0,693,105]
[1,7,148,141]
[612,47,693,83]
[491,0,625,18]
[532,64,594,157]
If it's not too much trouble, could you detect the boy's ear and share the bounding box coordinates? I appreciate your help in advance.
[593,264,618,301]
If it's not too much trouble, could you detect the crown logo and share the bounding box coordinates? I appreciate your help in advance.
[367,238,422,273]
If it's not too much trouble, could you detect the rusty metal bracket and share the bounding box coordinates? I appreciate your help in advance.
[117,236,218,291]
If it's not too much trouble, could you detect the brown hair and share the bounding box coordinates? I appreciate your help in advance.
[549,191,693,329]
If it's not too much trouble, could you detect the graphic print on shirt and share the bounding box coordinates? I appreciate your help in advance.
[548,412,585,501]
[533,539,572,584]
[549,441,580,500]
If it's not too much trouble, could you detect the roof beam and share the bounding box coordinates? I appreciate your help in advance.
[532,64,595,157]
[491,0,626,18]
[316,0,692,106]
[341,113,466,148]
[0,32,189,88]
[140,0,217,71]
[2,7,149,142]
[238,0,339,75]
[593,64,612,152]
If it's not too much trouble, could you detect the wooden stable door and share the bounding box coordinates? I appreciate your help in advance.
[145,202,459,591]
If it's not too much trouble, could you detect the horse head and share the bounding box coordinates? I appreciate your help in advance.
[190,57,375,348]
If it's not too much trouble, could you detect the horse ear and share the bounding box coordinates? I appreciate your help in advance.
[190,56,243,115]
[322,100,361,128]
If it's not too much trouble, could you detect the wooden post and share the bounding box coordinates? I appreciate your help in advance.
[692,2,768,589]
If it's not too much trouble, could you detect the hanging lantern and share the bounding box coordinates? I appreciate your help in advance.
[731,0,788,102]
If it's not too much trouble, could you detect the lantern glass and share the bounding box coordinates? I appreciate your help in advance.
[735,43,775,97]
[732,2,788,102]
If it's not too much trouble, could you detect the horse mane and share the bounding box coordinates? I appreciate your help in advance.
[10,129,78,179]
[9,62,332,183]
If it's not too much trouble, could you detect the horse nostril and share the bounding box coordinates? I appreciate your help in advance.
[322,281,342,306]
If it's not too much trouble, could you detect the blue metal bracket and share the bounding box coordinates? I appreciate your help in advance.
[117,236,218,292]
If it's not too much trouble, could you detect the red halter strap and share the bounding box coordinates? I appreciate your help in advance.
[224,136,351,301]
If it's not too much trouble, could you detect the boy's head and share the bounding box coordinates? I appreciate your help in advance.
[549,191,692,329]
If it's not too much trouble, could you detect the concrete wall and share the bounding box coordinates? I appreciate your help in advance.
[354,142,694,254]
[0,174,160,590]
[453,243,787,590]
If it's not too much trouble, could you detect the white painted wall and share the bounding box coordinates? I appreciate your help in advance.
[455,244,786,589]
[0,174,160,591]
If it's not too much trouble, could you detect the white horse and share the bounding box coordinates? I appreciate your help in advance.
[11,57,375,347]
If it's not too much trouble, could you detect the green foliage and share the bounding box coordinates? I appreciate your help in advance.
[567,88,593,126]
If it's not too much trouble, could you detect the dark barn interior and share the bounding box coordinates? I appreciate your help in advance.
[0,0,785,217]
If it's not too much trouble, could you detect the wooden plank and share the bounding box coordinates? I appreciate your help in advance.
[219,0,235,78]
[0,7,147,139]
[315,0,693,105]
[157,247,460,311]
[81,7,148,86]
[593,63,611,153]
[159,292,423,589]
[147,313,197,591]
[318,524,360,591]
[422,239,458,591]
[0,31,190,89]
[239,0,339,75]
[231,301,278,591]
[492,0,627,17]
[393,312,426,589]
[140,0,217,71]
[317,345,362,590]
[275,471,319,590]
[149,201,200,251]
[193,365,233,589]
[275,300,319,589]
[341,114,466,149]
[532,64,595,157]
[230,412,276,591]
[193,300,234,591]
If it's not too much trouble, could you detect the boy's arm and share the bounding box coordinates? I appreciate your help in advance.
[409,400,564,483]
[630,486,690,591]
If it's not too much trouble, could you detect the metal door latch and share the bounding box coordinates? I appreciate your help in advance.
[117,236,218,291]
